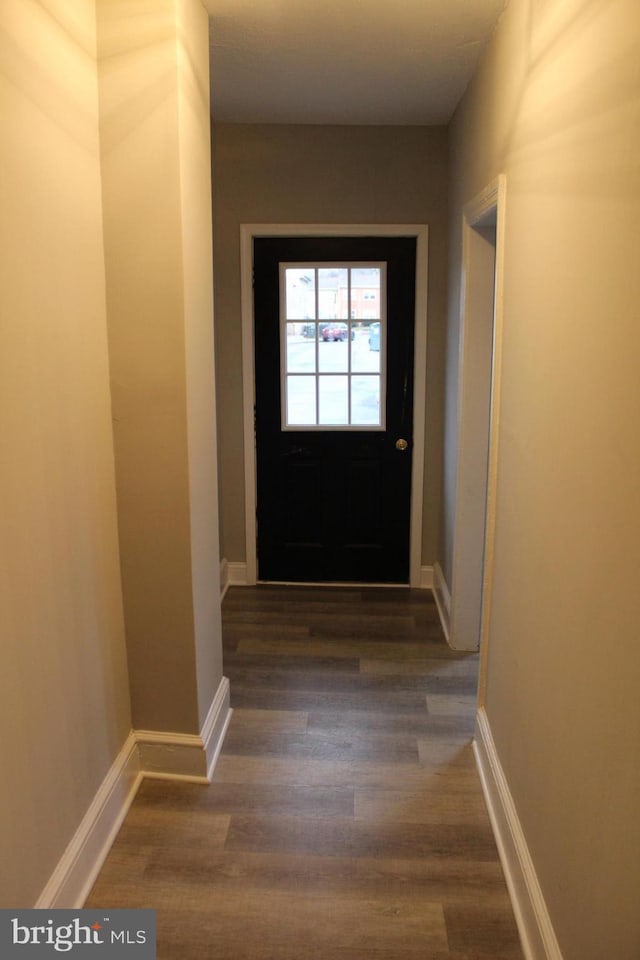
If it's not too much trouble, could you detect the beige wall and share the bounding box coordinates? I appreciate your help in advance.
[0,0,131,906]
[177,0,224,723]
[212,124,449,568]
[97,0,222,733]
[445,0,640,956]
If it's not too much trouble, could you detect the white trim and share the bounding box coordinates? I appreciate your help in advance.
[220,557,229,600]
[135,742,208,782]
[450,176,506,655]
[228,561,249,586]
[220,559,249,599]
[35,734,141,908]
[241,225,258,584]
[135,676,231,782]
[225,574,417,590]
[411,229,429,589]
[201,676,232,780]
[36,679,232,908]
[474,709,564,960]
[477,177,506,701]
[230,572,433,591]
[240,223,429,589]
[433,561,451,643]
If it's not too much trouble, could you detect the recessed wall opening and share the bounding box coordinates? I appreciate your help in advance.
[450,177,505,667]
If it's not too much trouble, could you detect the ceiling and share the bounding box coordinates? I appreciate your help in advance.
[204,0,506,126]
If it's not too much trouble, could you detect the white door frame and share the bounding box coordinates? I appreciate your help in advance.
[240,223,429,588]
[449,177,506,681]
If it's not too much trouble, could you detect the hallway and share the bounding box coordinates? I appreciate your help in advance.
[87,586,523,958]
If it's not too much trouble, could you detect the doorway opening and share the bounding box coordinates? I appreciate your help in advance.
[450,177,506,678]
[240,224,429,587]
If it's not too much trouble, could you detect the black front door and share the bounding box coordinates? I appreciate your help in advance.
[254,236,416,583]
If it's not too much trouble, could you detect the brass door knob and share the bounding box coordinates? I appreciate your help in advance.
[395,438,408,451]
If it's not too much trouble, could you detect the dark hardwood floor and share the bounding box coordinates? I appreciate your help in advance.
[86,585,523,959]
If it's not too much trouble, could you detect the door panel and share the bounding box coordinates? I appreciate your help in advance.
[254,236,416,583]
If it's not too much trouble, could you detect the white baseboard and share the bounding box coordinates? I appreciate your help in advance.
[36,677,232,908]
[136,676,231,782]
[224,560,435,592]
[35,733,142,909]
[135,733,211,783]
[473,708,563,960]
[220,557,229,600]
[220,559,249,598]
[433,562,451,642]
[228,561,248,585]
[201,676,232,780]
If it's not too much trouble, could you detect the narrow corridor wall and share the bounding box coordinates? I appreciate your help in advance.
[0,0,131,906]
[445,0,640,956]
[97,0,223,736]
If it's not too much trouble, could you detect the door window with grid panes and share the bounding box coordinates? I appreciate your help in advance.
[281,264,385,429]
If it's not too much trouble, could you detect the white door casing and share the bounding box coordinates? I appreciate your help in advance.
[240,224,429,587]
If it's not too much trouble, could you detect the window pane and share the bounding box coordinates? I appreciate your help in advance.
[318,268,348,319]
[285,268,315,320]
[286,322,316,373]
[319,326,349,372]
[350,267,380,321]
[351,375,381,426]
[287,376,316,426]
[319,375,349,425]
[352,322,381,373]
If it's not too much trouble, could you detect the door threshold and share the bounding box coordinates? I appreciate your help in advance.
[257,579,411,589]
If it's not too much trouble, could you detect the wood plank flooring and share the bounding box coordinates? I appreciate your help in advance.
[86,585,523,959]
